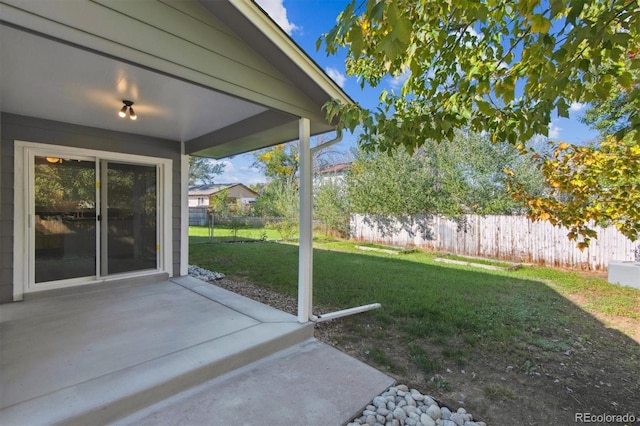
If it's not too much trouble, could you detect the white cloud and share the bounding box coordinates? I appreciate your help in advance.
[215,161,266,185]
[388,69,411,90]
[325,67,346,88]
[548,122,561,139]
[255,0,299,35]
[570,102,586,112]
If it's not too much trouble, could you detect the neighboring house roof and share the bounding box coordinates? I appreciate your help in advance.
[188,183,258,198]
[0,0,353,160]
[316,162,352,175]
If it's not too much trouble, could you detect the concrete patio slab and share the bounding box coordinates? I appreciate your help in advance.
[171,275,295,323]
[116,339,396,426]
[0,277,313,425]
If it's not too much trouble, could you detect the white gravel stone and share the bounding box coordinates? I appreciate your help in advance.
[426,404,441,421]
[373,397,387,408]
[406,394,417,404]
[404,405,419,415]
[188,265,225,281]
[352,385,481,426]
[450,413,466,426]
[411,391,425,401]
[440,407,452,420]
[421,413,436,426]
[392,408,406,422]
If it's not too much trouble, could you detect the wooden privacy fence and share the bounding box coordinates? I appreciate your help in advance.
[350,214,638,270]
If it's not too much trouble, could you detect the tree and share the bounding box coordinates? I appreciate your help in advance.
[582,92,635,139]
[348,131,545,216]
[189,156,225,186]
[253,144,299,186]
[253,138,350,213]
[209,188,231,216]
[315,180,350,236]
[509,137,640,248]
[320,0,639,151]
[320,0,640,245]
[253,138,349,184]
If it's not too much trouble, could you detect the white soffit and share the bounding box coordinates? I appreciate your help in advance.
[0,25,268,142]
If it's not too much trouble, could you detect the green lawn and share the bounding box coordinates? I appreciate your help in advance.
[189,233,640,424]
[190,238,639,344]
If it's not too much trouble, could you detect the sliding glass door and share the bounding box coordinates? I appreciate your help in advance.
[33,157,97,283]
[32,156,158,284]
[102,162,157,275]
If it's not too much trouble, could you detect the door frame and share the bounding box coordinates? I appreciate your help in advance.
[13,140,173,300]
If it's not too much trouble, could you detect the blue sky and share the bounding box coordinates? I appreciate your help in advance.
[212,0,600,185]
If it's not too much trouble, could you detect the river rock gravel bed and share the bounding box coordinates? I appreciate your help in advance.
[189,266,484,426]
[348,384,485,426]
[188,264,225,281]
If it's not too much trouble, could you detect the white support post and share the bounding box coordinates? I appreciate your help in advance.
[180,143,189,277]
[297,117,313,323]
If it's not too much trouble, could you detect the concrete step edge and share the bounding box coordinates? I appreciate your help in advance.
[0,322,313,425]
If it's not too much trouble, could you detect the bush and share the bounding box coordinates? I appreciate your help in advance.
[267,220,298,241]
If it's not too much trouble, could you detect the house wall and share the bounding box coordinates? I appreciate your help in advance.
[189,196,210,207]
[0,113,183,303]
[227,185,258,200]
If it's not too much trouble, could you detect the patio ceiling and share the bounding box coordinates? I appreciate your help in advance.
[0,0,351,159]
[0,25,269,144]
[0,24,298,157]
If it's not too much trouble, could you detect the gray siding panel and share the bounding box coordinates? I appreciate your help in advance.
[0,125,15,303]
[0,113,183,303]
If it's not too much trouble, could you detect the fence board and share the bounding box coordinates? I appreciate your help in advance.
[351,214,637,270]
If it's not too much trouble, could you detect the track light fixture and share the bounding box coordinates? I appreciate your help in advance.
[118,100,137,120]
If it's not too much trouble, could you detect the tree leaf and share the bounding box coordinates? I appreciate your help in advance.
[530,14,552,34]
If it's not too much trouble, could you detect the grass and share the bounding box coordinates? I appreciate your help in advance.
[189,231,640,423]
[438,253,516,268]
[483,384,516,402]
[189,225,281,243]
[189,233,640,354]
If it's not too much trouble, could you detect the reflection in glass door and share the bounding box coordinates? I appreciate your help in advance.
[102,162,157,275]
[33,157,97,283]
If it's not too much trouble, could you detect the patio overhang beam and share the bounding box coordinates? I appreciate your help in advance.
[184,110,298,157]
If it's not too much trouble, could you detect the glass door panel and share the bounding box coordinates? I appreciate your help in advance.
[103,162,157,275]
[33,157,96,282]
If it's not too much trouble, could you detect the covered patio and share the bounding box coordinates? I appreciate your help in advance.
[0,0,392,424]
[0,275,393,424]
